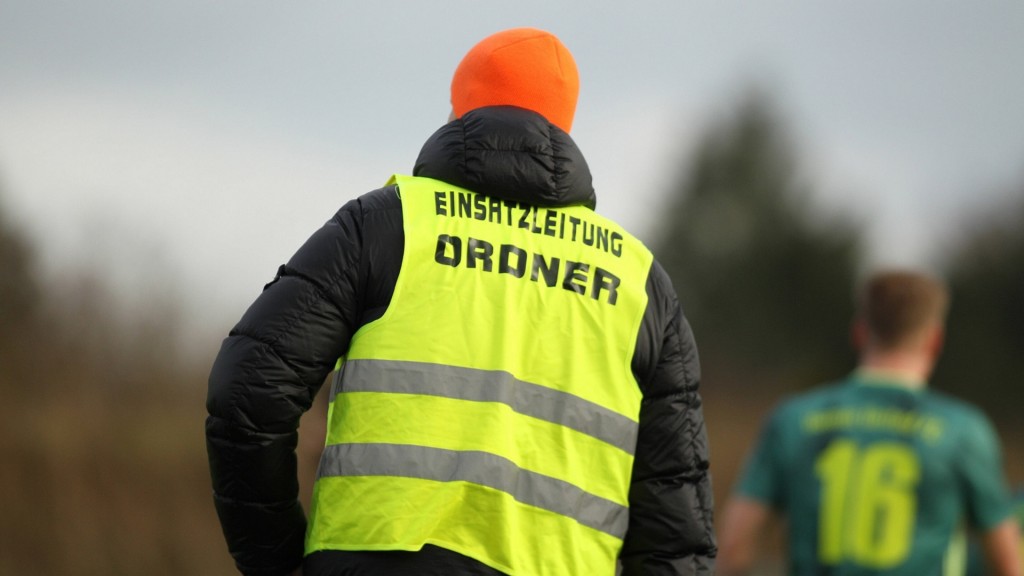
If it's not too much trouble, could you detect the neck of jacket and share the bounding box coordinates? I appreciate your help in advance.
[413,105,597,210]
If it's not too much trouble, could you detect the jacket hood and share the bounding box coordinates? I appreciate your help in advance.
[413,106,596,210]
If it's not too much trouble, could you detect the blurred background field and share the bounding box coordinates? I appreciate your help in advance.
[2,90,1021,575]
[1,3,1022,575]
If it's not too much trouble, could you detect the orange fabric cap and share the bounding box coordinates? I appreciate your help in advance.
[451,28,580,133]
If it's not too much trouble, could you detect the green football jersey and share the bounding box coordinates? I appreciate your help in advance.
[964,488,1023,576]
[735,372,1013,576]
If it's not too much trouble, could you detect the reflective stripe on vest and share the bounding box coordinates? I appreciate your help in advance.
[317,442,629,538]
[328,359,639,454]
[306,175,654,576]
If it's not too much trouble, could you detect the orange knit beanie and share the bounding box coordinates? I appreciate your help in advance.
[450,28,580,133]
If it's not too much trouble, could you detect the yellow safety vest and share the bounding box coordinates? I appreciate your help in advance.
[306,175,654,575]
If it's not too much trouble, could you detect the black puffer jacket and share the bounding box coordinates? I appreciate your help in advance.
[206,106,716,576]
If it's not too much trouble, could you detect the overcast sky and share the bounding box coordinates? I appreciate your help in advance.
[2,1,1023,347]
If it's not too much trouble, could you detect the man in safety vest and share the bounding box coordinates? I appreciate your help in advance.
[206,27,717,576]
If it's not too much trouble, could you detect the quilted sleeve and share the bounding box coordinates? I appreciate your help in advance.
[620,260,716,576]
[205,192,378,575]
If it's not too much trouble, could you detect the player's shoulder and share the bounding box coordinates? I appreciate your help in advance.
[919,387,990,423]
[918,388,1001,448]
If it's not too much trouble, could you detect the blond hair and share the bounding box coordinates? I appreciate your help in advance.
[858,270,950,350]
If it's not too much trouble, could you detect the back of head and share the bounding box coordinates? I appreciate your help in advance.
[857,270,950,351]
[450,27,580,134]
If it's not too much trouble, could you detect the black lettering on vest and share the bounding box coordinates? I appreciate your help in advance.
[531,254,560,287]
[530,206,543,233]
[563,261,589,295]
[473,194,486,221]
[582,222,596,247]
[610,232,623,257]
[543,210,557,237]
[467,238,493,271]
[568,216,581,241]
[458,192,472,218]
[434,189,628,261]
[518,204,531,230]
[592,268,620,305]
[435,234,461,266]
[499,244,527,278]
[434,191,447,216]
[489,197,502,224]
[434,234,624,307]
[596,226,609,252]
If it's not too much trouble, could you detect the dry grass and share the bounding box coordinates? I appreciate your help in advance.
[1,372,227,575]
[0,344,335,576]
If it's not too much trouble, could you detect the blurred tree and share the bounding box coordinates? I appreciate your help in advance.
[0,179,235,575]
[0,181,40,332]
[0,179,43,393]
[650,88,864,393]
[934,185,1024,421]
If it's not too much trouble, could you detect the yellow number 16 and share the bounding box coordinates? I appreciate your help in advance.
[814,439,920,568]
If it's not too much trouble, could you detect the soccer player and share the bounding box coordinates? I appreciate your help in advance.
[717,270,1021,576]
